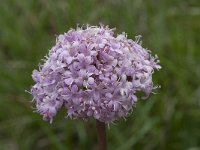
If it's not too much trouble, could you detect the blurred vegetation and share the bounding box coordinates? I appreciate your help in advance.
[0,0,200,150]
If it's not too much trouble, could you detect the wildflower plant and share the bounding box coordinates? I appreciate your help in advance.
[30,25,161,149]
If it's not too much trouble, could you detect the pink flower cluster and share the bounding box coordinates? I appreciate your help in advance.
[31,25,161,123]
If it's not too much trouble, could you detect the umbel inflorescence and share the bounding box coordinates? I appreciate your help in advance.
[31,25,161,123]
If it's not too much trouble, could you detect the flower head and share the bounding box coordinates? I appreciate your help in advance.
[30,25,161,123]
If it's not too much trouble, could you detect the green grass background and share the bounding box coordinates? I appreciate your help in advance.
[0,0,200,149]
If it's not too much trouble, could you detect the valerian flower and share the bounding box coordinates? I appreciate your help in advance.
[30,25,161,123]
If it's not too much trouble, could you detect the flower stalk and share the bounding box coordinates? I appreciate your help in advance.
[96,120,107,150]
